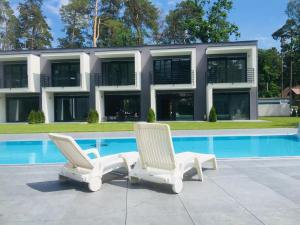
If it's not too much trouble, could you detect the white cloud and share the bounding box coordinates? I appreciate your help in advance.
[59,0,69,8]
[45,0,69,16]
[168,0,179,7]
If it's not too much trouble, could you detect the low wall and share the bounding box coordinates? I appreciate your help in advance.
[258,103,290,116]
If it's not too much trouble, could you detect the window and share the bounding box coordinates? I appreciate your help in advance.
[153,57,191,84]
[213,92,250,120]
[207,55,247,83]
[3,63,28,88]
[102,60,135,86]
[51,61,80,87]
[6,96,39,122]
[54,95,89,122]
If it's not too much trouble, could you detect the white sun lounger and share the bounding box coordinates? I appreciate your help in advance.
[49,133,138,192]
[129,123,217,193]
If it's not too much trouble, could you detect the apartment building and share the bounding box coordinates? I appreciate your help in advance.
[0,41,258,123]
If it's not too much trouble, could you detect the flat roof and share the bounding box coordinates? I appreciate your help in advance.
[0,40,258,55]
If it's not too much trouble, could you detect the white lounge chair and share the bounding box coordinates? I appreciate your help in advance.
[49,133,138,192]
[129,123,217,193]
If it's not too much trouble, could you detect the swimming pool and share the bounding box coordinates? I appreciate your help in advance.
[1,134,300,165]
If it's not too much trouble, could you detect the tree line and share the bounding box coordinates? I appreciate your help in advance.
[0,0,299,98]
[259,0,300,98]
[0,0,239,49]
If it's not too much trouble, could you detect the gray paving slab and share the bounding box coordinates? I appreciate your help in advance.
[1,159,300,225]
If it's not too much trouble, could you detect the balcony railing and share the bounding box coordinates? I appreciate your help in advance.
[94,72,136,86]
[151,70,194,85]
[0,76,28,88]
[40,74,81,88]
[206,68,255,84]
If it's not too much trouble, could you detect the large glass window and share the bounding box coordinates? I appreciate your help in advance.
[54,95,89,122]
[104,93,140,121]
[156,92,194,121]
[207,55,247,83]
[51,61,80,87]
[102,60,135,86]
[6,96,39,122]
[213,92,250,120]
[3,63,28,88]
[153,57,191,84]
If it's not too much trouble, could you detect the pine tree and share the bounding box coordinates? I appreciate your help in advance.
[98,0,134,47]
[124,0,159,45]
[18,0,53,49]
[58,0,90,48]
[0,0,20,50]
[162,0,239,44]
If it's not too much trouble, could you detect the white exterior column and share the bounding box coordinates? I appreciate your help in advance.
[80,53,90,91]
[42,91,54,123]
[206,85,213,120]
[95,89,104,122]
[134,51,142,89]
[0,94,6,123]
[150,87,156,114]
[27,54,41,92]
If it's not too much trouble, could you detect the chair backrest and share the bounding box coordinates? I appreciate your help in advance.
[49,133,94,170]
[134,123,176,170]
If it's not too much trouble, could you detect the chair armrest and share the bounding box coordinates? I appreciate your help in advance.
[84,148,100,159]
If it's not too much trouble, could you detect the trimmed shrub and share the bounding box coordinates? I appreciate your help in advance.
[28,110,36,124]
[291,106,298,117]
[147,108,156,123]
[291,108,298,117]
[36,111,45,123]
[28,110,45,124]
[208,106,217,122]
[87,110,99,123]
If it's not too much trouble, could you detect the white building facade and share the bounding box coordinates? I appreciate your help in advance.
[0,41,258,123]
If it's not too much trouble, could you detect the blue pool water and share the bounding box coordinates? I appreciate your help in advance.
[1,135,300,165]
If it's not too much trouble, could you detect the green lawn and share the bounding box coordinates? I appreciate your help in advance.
[0,117,299,134]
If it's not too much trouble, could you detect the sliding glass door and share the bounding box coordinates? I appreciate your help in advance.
[104,93,140,121]
[54,95,89,122]
[156,92,194,121]
[213,92,250,120]
[6,96,39,122]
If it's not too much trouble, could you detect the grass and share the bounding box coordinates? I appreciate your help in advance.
[0,117,299,134]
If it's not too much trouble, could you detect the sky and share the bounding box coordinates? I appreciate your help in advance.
[9,0,289,49]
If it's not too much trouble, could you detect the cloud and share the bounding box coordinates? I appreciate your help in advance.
[168,0,179,7]
[45,0,69,16]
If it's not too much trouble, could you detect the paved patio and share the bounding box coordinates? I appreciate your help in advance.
[1,158,300,225]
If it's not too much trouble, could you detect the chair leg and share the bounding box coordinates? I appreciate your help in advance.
[212,157,218,170]
[194,158,203,182]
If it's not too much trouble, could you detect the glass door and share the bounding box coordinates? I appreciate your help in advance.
[104,93,140,121]
[6,97,39,122]
[213,92,250,120]
[156,92,194,121]
[54,96,88,122]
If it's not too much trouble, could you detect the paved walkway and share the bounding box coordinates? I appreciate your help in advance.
[1,159,300,225]
[0,128,297,141]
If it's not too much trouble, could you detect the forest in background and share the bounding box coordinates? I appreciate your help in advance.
[0,0,299,98]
